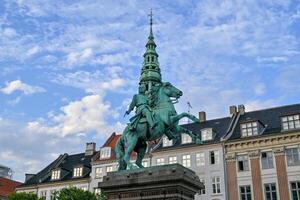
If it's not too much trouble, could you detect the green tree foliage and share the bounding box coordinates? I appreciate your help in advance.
[8,192,42,200]
[53,187,106,200]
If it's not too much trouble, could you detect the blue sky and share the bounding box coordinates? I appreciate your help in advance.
[0,0,300,181]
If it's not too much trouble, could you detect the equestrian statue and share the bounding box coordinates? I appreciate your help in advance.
[115,11,202,170]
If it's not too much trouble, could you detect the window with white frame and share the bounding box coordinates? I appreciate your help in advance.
[281,114,300,131]
[286,148,300,166]
[100,147,111,159]
[241,121,258,137]
[209,150,219,165]
[50,190,57,200]
[168,156,177,164]
[162,136,173,147]
[79,186,88,191]
[73,167,83,177]
[237,155,249,172]
[95,167,103,178]
[182,154,191,167]
[291,181,300,200]
[264,183,277,200]
[51,170,60,180]
[199,178,205,195]
[201,128,213,141]
[240,185,252,200]
[39,190,47,199]
[212,177,221,194]
[94,188,101,196]
[261,151,274,169]
[142,160,149,167]
[106,165,114,172]
[156,158,165,166]
[196,152,205,166]
[181,134,192,144]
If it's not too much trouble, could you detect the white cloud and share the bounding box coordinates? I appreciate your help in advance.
[244,99,278,111]
[2,28,17,38]
[1,80,46,95]
[254,83,266,96]
[27,94,125,138]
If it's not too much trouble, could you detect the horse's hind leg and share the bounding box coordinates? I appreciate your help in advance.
[123,133,138,169]
[115,137,127,170]
[135,140,147,168]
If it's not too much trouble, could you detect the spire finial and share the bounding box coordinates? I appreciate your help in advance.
[148,9,154,39]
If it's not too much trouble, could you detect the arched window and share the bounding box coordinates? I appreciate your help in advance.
[147,56,150,62]
[151,56,154,62]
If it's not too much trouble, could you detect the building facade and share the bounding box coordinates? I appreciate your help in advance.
[15,143,96,200]
[223,104,300,200]
[0,177,21,200]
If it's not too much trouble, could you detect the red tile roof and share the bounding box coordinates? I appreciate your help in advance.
[0,177,22,197]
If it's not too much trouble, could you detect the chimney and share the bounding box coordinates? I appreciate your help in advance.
[25,174,35,183]
[229,105,237,116]
[199,111,206,122]
[85,142,96,156]
[238,104,245,115]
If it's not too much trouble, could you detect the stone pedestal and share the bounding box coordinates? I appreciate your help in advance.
[98,164,203,200]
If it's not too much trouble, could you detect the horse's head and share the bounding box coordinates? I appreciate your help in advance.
[161,82,183,99]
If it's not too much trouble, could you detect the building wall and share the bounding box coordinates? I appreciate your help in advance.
[16,181,89,200]
[151,144,226,200]
[225,131,300,200]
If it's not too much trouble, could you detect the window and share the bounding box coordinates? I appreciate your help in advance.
[50,190,57,200]
[182,155,191,168]
[281,114,300,130]
[209,150,219,165]
[73,167,83,177]
[39,190,47,199]
[199,178,205,195]
[51,170,60,180]
[106,165,114,172]
[264,183,277,200]
[79,186,87,191]
[162,136,173,147]
[94,188,101,196]
[212,177,221,194]
[201,128,213,141]
[156,158,165,166]
[291,181,300,200]
[95,167,103,178]
[196,152,205,166]
[241,121,258,137]
[168,156,177,164]
[142,160,149,167]
[100,147,111,159]
[240,185,252,200]
[261,152,274,169]
[286,148,300,166]
[237,155,249,172]
[181,134,192,144]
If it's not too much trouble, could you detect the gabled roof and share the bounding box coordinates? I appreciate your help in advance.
[152,116,232,152]
[18,152,94,188]
[227,103,300,141]
[0,177,21,197]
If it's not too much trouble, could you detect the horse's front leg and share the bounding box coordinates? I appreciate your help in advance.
[135,140,147,168]
[175,125,203,145]
[124,133,138,170]
[171,112,199,124]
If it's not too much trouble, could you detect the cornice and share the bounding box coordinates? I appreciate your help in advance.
[225,132,300,153]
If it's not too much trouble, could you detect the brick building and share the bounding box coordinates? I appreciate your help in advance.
[223,104,300,200]
[0,177,21,200]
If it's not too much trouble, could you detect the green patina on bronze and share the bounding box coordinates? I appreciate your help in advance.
[116,11,202,171]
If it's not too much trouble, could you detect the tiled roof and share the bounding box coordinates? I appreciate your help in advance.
[0,177,21,197]
[18,152,94,188]
[227,103,300,141]
[152,116,232,152]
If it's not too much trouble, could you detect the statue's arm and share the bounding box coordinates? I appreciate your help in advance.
[127,95,136,113]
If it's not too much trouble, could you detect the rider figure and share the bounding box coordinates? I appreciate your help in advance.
[125,84,156,131]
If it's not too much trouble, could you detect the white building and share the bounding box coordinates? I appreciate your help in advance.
[15,143,96,200]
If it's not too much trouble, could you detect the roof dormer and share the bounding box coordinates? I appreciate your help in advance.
[51,169,61,180]
[100,147,111,159]
[201,128,214,141]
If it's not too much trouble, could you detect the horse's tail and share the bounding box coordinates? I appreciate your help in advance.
[115,135,127,170]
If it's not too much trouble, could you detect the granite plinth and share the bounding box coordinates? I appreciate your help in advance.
[98,164,203,200]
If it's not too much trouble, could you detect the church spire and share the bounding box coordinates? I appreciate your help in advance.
[139,9,162,91]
